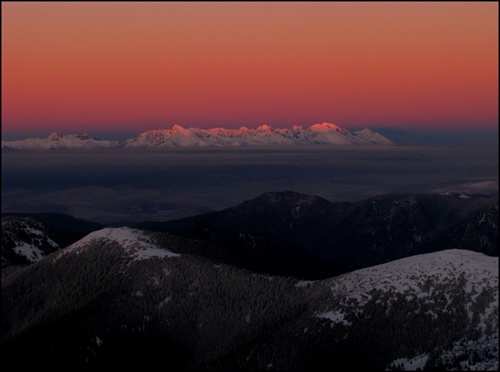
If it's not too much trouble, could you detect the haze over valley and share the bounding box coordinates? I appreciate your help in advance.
[2,142,497,225]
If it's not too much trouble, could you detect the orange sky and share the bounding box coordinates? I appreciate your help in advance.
[2,2,498,138]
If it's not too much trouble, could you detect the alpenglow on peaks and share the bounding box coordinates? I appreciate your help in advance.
[1,123,395,150]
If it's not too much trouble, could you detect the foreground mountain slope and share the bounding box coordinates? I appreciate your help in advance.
[1,227,497,370]
[308,249,498,371]
[138,191,498,274]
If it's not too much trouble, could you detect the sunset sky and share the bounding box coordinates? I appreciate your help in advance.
[2,2,498,140]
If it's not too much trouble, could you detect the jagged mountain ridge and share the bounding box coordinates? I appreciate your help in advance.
[1,228,497,370]
[138,191,498,273]
[1,122,394,150]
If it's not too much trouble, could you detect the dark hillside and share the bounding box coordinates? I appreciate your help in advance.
[138,192,498,273]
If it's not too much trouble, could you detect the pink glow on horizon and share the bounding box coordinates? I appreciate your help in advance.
[2,2,498,138]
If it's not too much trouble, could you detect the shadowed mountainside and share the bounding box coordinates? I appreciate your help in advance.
[137,191,498,275]
[3,191,497,279]
[1,228,497,370]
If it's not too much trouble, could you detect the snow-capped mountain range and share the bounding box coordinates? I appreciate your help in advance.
[1,123,394,150]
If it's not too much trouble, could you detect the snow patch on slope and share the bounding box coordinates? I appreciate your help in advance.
[387,354,429,370]
[316,310,352,327]
[13,242,46,263]
[63,227,179,260]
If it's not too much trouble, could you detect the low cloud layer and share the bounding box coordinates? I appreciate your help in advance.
[2,146,497,224]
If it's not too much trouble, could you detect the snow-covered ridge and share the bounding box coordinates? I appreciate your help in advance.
[61,227,179,261]
[311,249,498,370]
[327,249,497,303]
[321,249,498,334]
[2,123,394,150]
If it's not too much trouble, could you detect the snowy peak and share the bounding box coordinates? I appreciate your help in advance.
[48,132,64,141]
[256,124,273,132]
[3,123,395,150]
[62,227,180,261]
[170,124,211,147]
[171,124,190,134]
[308,122,343,132]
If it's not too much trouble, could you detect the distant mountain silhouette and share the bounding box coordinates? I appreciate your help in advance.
[3,191,497,278]
[137,191,498,275]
